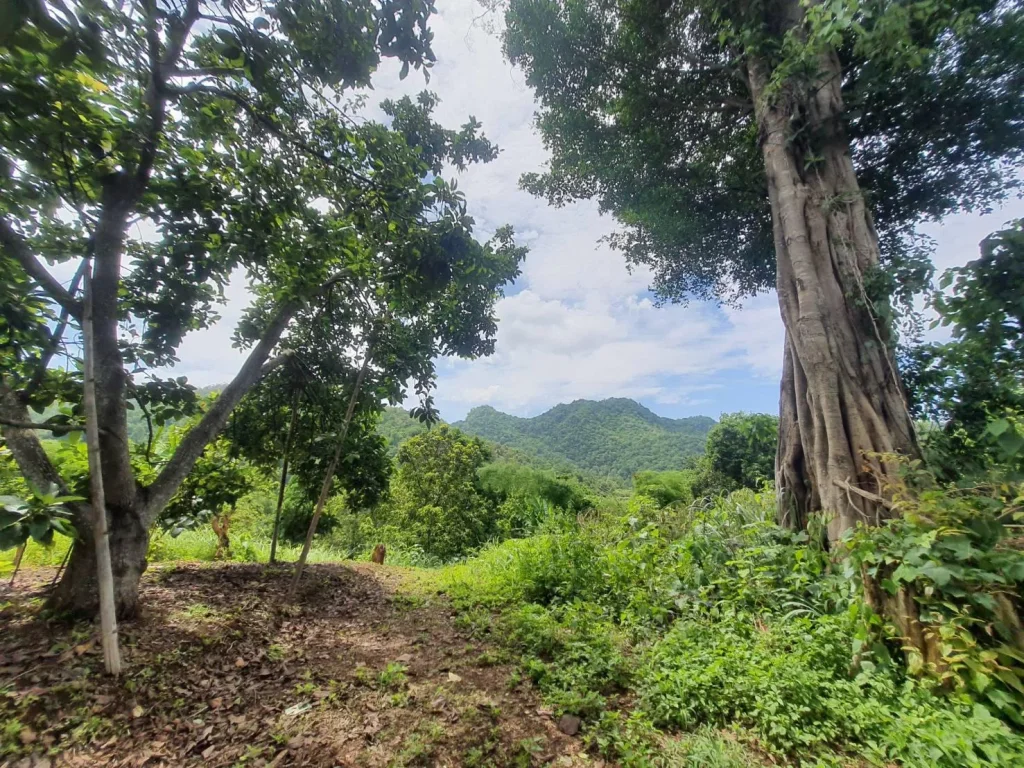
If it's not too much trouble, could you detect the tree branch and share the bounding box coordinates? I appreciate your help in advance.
[260,352,294,378]
[162,0,201,70]
[140,301,299,526]
[22,259,88,402]
[165,83,376,190]
[169,67,245,79]
[0,417,83,433]
[0,381,88,529]
[0,217,83,319]
[135,0,200,191]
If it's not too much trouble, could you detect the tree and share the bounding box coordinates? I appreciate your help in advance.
[633,470,695,508]
[385,425,495,561]
[495,0,1024,541]
[228,371,304,563]
[161,433,254,559]
[477,460,593,512]
[905,220,1024,478]
[377,406,429,454]
[0,0,522,616]
[700,413,779,496]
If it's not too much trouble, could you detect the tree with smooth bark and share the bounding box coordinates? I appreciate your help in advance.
[228,364,313,563]
[82,266,121,674]
[290,349,370,597]
[493,0,1024,541]
[0,0,520,616]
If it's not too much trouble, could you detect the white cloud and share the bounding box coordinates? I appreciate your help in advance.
[161,0,1022,420]
[434,287,784,416]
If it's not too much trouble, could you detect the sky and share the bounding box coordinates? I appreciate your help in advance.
[167,0,1024,423]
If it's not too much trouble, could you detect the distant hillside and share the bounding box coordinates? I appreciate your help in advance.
[375,406,626,492]
[377,406,430,453]
[452,398,715,480]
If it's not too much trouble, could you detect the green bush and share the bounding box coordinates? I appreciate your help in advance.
[845,463,1024,725]
[632,470,696,508]
[440,487,1024,767]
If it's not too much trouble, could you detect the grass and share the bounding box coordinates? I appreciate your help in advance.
[1,525,439,578]
[0,528,354,576]
[0,536,73,576]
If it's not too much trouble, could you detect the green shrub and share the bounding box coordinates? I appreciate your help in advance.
[845,463,1024,725]
[440,486,1024,767]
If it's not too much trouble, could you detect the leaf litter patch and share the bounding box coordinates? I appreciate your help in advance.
[1,563,592,767]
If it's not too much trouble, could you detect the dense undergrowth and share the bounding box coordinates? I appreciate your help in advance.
[440,487,1024,767]
[5,462,1023,768]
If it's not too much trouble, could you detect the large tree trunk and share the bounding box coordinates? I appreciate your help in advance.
[747,35,918,545]
[50,197,147,619]
[50,507,149,618]
[746,11,928,667]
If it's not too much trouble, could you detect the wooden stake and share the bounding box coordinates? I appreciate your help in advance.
[83,266,122,676]
[289,352,371,599]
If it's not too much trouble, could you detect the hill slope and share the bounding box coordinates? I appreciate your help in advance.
[376,406,627,492]
[452,398,714,480]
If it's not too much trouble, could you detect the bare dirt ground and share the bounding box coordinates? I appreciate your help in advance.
[0,563,597,768]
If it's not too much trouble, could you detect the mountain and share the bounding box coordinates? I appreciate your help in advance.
[452,398,715,481]
[377,406,430,454]
[375,406,627,492]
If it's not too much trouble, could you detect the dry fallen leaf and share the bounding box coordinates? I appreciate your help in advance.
[75,641,95,656]
[132,705,145,719]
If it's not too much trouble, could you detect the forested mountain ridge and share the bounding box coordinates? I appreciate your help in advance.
[375,406,625,492]
[452,398,714,480]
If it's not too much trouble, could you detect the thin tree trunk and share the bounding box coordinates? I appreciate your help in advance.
[50,542,73,588]
[747,41,918,545]
[82,267,122,676]
[8,544,25,586]
[270,391,302,564]
[289,354,371,599]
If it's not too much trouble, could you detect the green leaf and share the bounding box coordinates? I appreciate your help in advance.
[986,418,1011,437]
[0,524,26,550]
[919,564,953,587]
[28,516,50,543]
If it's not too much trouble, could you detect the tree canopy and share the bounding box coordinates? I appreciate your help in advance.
[0,0,523,615]
[501,0,1024,304]
[702,412,779,494]
[906,219,1024,478]
[384,424,495,561]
